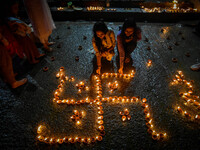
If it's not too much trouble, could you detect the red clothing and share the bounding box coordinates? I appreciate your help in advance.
[0,25,24,58]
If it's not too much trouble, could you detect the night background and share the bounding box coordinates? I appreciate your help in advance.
[0,0,200,149]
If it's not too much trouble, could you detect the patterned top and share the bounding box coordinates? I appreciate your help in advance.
[92,29,116,56]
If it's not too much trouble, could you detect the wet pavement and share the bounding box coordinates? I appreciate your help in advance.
[0,21,200,149]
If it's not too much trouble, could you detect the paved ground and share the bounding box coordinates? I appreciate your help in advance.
[0,21,200,149]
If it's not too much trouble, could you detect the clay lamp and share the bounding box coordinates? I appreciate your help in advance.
[184,111,190,118]
[37,135,44,142]
[144,108,149,114]
[75,56,79,61]
[98,116,103,120]
[127,115,131,120]
[70,76,75,81]
[142,98,147,103]
[147,128,153,134]
[100,130,106,136]
[195,115,200,121]
[91,137,96,143]
[122,115,126,121]
[71,115,76,120]
[43,66,48,72]
[57,139,63,144]
[147,46,151,50]
[98,125,104,131]
[147,60,152,67]
[87,138,91,144]
[44,137,49,144]
[145,113,151,121]
[63,137,69,143]
[78,46,82,50]
[152,133,160,140]
[49,138,56,144]
[98,120,104,125]
[51,56,55,61]
[142,103,147,108]
[96,136,103,141]
[168,46,172,50]
[124,109,129,115]
[177,106,183,113]
[60,67,64,72]
[172,58,177,63]
[98,110,104,115]
[185,52,190,57]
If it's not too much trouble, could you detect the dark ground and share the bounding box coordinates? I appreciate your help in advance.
[0,21,200,150]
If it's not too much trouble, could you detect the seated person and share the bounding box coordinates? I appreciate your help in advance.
[92,21,116,74]
[117,19,141,74]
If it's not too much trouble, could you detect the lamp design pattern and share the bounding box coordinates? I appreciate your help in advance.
[37,67,168,144]
[171,71,200,121]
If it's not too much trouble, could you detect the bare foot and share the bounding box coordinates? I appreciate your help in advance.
[47,42,55,46]
[12,78,27,88]
[30,59,40,64]
[36,53,45,59]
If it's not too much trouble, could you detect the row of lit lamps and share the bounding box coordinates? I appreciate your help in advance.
[171,71,200,121]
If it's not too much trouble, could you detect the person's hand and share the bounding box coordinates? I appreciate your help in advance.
[96,67,101,75]
[118,67,123,74]
[101,52,107,57]
[2,38,9,47]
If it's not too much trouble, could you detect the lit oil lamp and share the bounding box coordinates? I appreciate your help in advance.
[37,135,44,142]
[127,115,131,120]
[57,139,63,144]
[76,120,81,125]
[147,59,152,67]
[49,138,56,144]
[177,106,182,113]
[98,120,104,125]
[124,109,129,115]
[56,73,60,78]
[98,125,104,131]
[96,136,103,141]
[122,115,126,121]
[142,98,147,103]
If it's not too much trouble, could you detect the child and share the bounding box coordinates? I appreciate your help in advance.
[92,21,116,74]
[117,19,141,74]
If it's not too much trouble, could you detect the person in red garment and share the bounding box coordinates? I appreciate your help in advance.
[117,19,141,74]
[5,0,45,64]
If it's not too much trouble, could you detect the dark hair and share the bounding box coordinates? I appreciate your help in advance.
[93,21,108,52]
[120,18,137,39]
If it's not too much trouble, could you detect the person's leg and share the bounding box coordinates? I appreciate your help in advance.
[0,46,27,88]
[16,35,44,64]
[125,41,137,63]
